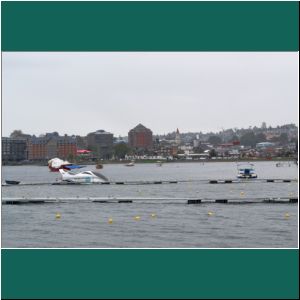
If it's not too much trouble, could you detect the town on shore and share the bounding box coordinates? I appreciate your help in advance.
[2,122,298,165]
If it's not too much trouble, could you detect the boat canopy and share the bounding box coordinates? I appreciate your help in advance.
[64,165,86,170]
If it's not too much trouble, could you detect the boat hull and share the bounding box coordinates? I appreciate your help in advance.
[5,180,20,185]
[237,174,257,179]
[59,169,108,184]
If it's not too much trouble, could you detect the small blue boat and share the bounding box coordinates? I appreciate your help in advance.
[237,163,257,179]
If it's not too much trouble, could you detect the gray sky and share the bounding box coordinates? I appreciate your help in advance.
[2,52,298,137]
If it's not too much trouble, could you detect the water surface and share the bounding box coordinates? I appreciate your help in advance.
[1,161,298,248]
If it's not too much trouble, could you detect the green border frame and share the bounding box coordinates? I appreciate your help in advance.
[1,1,299,51]
[1,1,299,299]
[2,249,299,299]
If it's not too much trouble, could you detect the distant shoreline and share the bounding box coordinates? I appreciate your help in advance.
[2,157,297,167]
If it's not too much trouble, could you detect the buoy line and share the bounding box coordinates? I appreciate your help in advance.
[1,178,297,187]
[2,196,298,204]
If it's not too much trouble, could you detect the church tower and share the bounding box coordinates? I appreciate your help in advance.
[175,128,181,145]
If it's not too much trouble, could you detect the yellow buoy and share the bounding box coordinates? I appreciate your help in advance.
[240,191,244,196]
[151,213,156,218]
[108,218,113,224]
[285,213,290,218]
[55,213,61,219]
[134,216,141,221]
[208,211,214,216]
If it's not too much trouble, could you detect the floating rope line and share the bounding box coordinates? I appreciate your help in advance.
[2,196,298,204]
[1,178,298,187]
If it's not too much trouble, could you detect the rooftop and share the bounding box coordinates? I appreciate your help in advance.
[29,135,76,144]
[130,123,152,132]
[89,130,113,135]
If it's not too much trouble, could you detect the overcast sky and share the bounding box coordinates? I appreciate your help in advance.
[2,52,298,137]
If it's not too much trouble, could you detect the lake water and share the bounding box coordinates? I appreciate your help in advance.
[1,161,298,248]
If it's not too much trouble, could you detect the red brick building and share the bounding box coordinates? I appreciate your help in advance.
[28,133,77,160]
[57,136,77,158]
[128,124,153,151]
[27,140,47,160]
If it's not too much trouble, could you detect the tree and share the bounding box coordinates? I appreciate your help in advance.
[209,149,217,158]
[208,135,222,145]
[113,143,131,159]
[255,133,266,143]
[194,146,204,153]
[67,153,75,162]
[261,122,267,129]
[278,133,289,145]
[290,138,298,152]
[230,135,239,143]
[240,132,256,147]
[10,130,31,140]
[10,130,23,138]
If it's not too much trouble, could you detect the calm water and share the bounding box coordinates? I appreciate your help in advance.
[1,161,298,248]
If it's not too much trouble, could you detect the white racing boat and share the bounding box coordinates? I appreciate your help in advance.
[237,163,257,179]
[59,169,108,184]
[48,157,85,172]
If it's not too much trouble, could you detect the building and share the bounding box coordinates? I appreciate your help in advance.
[153,139,178,157]
[175,128,181,145]
[57,135,78,158]
[75,135,88,150]
[128,124,153,151]
[2,137,27,162]
[87,130,114,159]
[27,133,77,160]
[256,142,276,149]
